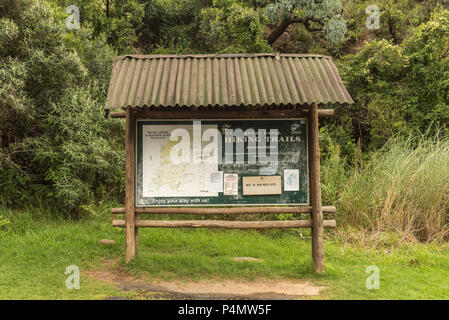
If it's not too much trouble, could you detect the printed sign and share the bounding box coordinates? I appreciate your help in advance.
[284,169,300,191]
[242,176,282,195]
[208,171,224,193]
[223,174,239,196]
[136,119,308,206]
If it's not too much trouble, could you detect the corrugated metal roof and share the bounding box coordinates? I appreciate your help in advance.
[105,53,353,110]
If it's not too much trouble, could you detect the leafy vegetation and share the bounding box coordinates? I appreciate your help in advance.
[322,134,449,243]
[264,0,347,46]
[339,9,449,149]
[0,0,448,242]
[0,0,123,214]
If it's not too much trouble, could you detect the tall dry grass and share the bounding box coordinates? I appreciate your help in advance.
[323,134,449,242]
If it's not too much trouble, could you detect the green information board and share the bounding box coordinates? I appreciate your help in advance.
[136,119,308,207]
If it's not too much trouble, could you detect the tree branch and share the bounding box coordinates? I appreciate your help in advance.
[266,18,300,45]
[266,16,324,45]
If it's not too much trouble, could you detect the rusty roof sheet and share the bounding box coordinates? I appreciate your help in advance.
[105,53,353,110]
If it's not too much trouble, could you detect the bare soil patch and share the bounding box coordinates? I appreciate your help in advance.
[84,259,325,300]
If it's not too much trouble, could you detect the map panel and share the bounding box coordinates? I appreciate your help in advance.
[136,119,309,207]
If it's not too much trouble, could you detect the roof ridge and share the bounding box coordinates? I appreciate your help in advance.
[112,53,333,62]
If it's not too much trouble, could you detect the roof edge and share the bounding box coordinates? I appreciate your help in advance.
[105,101,353,111]
[112,53,333,62]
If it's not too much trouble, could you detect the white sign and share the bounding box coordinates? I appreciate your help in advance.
[284,169,299,191]
[142,124,219,198]
[208,171,224,193]
[223,173,238,196]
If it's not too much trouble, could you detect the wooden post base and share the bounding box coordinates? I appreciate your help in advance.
[125,107,137,263]
[309,103,325,273]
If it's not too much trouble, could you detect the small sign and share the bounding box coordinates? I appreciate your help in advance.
[242,176,282,196]
[208,171,223,193]
[284,169,300,191]
[223,174,238,196]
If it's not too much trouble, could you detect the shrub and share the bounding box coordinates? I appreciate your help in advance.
[0,0,123,214]
[332,134,449,242]
[339,8,449,152]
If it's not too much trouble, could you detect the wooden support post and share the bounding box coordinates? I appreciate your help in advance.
[309,103,325,273]
[125,107,137,262]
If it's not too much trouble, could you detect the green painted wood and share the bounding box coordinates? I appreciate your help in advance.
[136,119,308,207]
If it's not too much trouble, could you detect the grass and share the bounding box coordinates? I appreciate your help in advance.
[1,207,449,300]
[1,136,448,299]
[322,134,449,242]
[0,208,124,299]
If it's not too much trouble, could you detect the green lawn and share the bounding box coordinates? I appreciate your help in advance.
[1,207,448,299]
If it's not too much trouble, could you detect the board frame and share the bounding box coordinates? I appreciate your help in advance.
[111,107,329,273]
[135,118,310,207]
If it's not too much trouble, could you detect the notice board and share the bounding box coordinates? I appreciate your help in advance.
[136,119,308,207]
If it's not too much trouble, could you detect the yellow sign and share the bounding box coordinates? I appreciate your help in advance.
[242,176,282,196]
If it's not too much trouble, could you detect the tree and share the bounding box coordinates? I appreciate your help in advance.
[198,0,272,53]
[264,0,347,46]
[139,0,211,53]
[49,0,145,53]
[339,8,449,150]
[0,0,123,214]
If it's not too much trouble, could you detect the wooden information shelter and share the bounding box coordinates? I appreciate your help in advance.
[105,53,353,273]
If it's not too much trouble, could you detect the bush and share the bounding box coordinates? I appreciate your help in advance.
[326,134,449,242]
[338,8,449,152]
[0,0,123,214]
[198,0,272,53]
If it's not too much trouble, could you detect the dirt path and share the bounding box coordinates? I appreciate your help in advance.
[84,259,325,300]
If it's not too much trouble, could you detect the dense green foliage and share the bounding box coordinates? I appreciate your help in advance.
[0,0,123,213]
[338,9,449,150]
[198,0,272,53]
[0,0,448,227]
[49,0,145,53]
[264,0,347,46]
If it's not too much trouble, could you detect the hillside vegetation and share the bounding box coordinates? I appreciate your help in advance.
[0,0,448,243]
